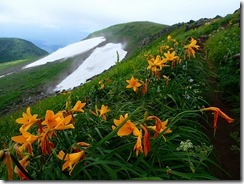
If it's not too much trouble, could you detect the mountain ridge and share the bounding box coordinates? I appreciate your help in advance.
[0,38,48,63]
[86,21,168,57]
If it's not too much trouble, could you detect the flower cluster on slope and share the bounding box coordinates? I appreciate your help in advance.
[0,33,235,180]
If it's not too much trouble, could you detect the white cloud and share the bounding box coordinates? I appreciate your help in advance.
[0,0,240,27]
[0,0,240,45]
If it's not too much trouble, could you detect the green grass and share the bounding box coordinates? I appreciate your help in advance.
[0,57,44,77]
[0,59,31,72]
[0,59,73,115]
[204,18,240,118]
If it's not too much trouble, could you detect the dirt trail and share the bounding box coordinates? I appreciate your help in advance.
[205,63,240,180]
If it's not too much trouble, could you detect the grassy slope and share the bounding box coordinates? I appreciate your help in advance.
[0,38,48,63]
[86,21,168,57]
[0,58,73,115]
[0,21,167,116]
[0,10,240,179]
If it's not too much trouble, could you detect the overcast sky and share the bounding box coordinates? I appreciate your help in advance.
[0,0,240,47]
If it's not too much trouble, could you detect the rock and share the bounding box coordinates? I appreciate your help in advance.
[232,53,240,61]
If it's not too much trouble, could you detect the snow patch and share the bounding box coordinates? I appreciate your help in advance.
[0,72,14,78]
[54,43,127,91]
[23,37,106,69]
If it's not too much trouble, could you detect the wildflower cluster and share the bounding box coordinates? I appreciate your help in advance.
[147,35,200,77]
[0,32,236,180]
[176,139,194,152]
[176,139,214,173]
[125,35,200,94]
[112,113,172,157]
[6,101,90,178]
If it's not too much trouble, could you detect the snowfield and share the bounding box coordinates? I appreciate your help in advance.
[23,37,106,68]
[54,43,127,91]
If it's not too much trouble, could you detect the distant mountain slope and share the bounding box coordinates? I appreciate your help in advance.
[0,38,48,63]
[86,21,168,56]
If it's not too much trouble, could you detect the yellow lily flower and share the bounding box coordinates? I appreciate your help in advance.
[112,114,138,137]
[40,111,74,155]
[52,115,74,131]
[126,76,142,92]
[57,150,85,175]
[133,129,143,157]
[11,129,39,153]
[99,80,105,89]
[147,57,158,73]
[71,100,86,113]
[164,51,179,68]
[42,110,63,130]
[90,104,110,120]
[184,38,200,58]
[164,51,178,61]
[16,107,38,131]
[98,105,110,120]
[147,55,168,74]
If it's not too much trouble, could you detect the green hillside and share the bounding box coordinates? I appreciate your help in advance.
[0,21,168,116]
[0,9,240,180]
[0,38,48,63]
[86,21,168,56]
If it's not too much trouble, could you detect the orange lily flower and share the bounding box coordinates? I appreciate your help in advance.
[141,79,149,95]
[141,125,151,157]
[164,51,178,61]
[112,114,138,137]
[164,51,179,68]
[42,110,63,130]
[57,150,85,175]
[98,105,110,120]
[4,151,13,180]
[39,132,55,155]
[126,76,142,92]
[147,116,172,138]
[73,141,90,152]
[133,129,143,156]
[147,55,169,74]
[71,100,86,113]
[201,107,234,137]
[90,104,110,120]
[40,111,74,155]
[52,115,74,131]
[184,38,200,59]
[14,155,30,180]
[16,107,38,131]
[11,129,39,154]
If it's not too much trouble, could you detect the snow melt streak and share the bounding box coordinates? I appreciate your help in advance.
[54,43,127,91]
[23,37,106,68]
